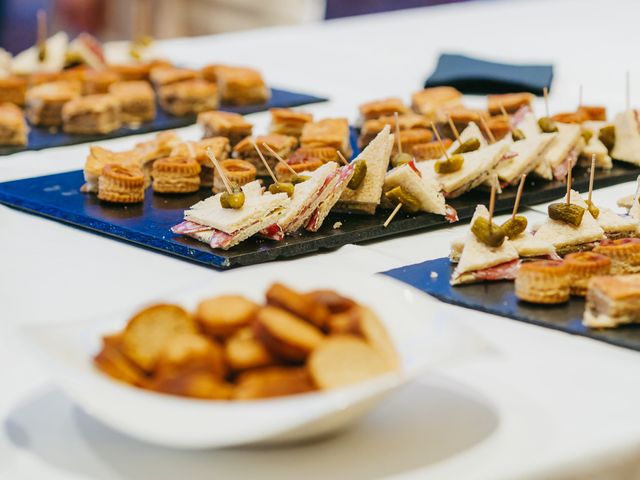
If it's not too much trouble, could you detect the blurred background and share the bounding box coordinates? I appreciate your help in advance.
[0,0,468,53]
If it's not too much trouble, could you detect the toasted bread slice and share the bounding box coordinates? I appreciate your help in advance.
[233,367,315,400]
[356,306,400,370]
[309,336,393,390]
[266,283,330,329]
[304,289,356,314]
[155,333,227,378]
[253,306,325,362]
[121,304,198,372]
[152,370,233,399]
[196,295,259,338]
[94,333,146,386]
[224,327,275,371]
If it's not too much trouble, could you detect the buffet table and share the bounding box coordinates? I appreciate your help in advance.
[3,0,640,478]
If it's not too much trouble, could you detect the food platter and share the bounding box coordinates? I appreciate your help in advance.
[383,257,640,352]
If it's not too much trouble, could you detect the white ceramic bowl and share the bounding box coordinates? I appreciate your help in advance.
[22,265,483,449]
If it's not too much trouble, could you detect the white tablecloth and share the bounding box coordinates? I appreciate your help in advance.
[3,0,640,478]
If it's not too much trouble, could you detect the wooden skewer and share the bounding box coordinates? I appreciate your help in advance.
[488,174,497,225]
[499,103,516,135]
[566,156,573,206]
[336,150,349,166]
[512,174,526,220]
[633,174,640,205]
[186,141,196,159]
[578,84,583,108]
[430,121,450,160]
[252,141,278,183]
[447,115,460,142]
[394,112,403,154]
[543,87,550,118]
[480,116,495,144]
[587,154,596,204]
[262,142,297,176]
[384,203,403,228]
[37,9,47,62]
[626,71,631,111]
[206,147,232,194]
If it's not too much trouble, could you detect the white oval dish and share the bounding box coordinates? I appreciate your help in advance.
[21,265,484,449]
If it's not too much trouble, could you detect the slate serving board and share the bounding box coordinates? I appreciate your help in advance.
[0,87,328,156]
[383,257,640,352]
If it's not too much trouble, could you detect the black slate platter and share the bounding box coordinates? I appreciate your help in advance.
[0,87,327,156]
[383,257,640,352]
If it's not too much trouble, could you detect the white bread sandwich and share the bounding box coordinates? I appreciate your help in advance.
[305,163,356,232]
[534,123,585,181]
[611,110,640,165]
[450,205,520,285]
[596,207,638,239]
[509,233,560,261]
[171,181,290,250]
[494,134,554,187]
[533,190,605,256]
[11,32,69,74]
[335,125,394,214]
[580,121,612,170]
[513,111,558,178]
[445,122,487,155]
[382,162,458,222]
[66,33,106,70]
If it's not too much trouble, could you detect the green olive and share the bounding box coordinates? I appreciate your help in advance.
[581,130,593,144]
[598,125,615,152]
[392,152,413,168]
[434,154,464,174]
[384,186,421,213]
[548,202,585,227]
[453,137,481,154]
[220,191,245,209]
[501,215,528,239]
[585,199,600,219]
[471,217,506,247]
[538,117,559,133]
[268,182,295,197]
[512,128,526,142]
[292,175,310,185]
[347,160,367,190]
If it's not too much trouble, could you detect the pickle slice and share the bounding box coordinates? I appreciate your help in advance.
[434,154,464,174]
[501,215,528,239]
[581,130,593,144]
[512,128,526,142]
[292,175,310,185]
[268,182,295,197]
[471,217,506,247]
[453,138,481,154]
[220,191,245,209]
[384,186,420,213]
[548,202,585,227]
[585,199,600,219]
[347,160,367,190]
[598,125,615,152]
[538,117,559,133]
[392,152,413,168]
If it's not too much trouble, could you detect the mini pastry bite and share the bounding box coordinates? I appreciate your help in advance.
[62,94,122,135]
[294,145,340,164]
[171,181,290,250]
[97,163,145,203]
[487,92,534,115]
[578,105,607,122]
[411,139,452,161]
[200,64,224,83]
[215,65,270,105]
[335,126,394,215]
[484,116,511,141]
[151,156,201,193]
[198,110,253,147]
[391,128,433,155]
[274,150,323,183]
[515,260,570,304]
[359,113,430,149]
[359,97,410,121]
[212,159,256,194]
[134,130,182,166]
[411,86,462,121]
[171,137,230,187]
[611,110,640,165]
[583,274,640,328]
[82,69,120,94]
[108,80,156,124]
[25,80,81,127]
[534,122,585,181]
[108,62,156,81]
[0,102,28,146]
[269,108,313,138]
[596,207,638,239]
[594,238,640,275]
[149,66,198,88]
[564,252,611,296]
[233,134,297,177]
[158,79,218,116]
[82,145,142,192]
[196,295,259,338]
[300,117,352,159]
[446,107,489,136]
[0,75,27,105]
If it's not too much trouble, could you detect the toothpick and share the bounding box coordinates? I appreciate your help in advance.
[488,174,497,225]
[543,87,550,118]
[633,174,640,205]
[262,142,297,176]
[186,141,196,159]
[499,103,516,135]
[336,150,349,166]
[394,112,403,154]
[578,84,583,108]
[384,203,403,228]
[512,174,526,220]
[252,141,278,183]
[430,121,450,160]
[480,116,495,144]
[206,147,232,194]
[626,71,631,111]
[565,157,573,206]
[588,154,596,204]
[447,115,460,142]
[37,9,47,62]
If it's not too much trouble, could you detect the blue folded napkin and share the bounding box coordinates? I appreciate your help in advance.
[424,53,554,95]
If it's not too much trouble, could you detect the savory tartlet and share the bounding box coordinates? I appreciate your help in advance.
[0,75,27,105]
[515,260,570,304]
[0,102,28,146]
[215,66,270,105]
[594,238,640,275]
[411,86,462,121]
[152,156,202,193]
[198,110,253,147]
[293,145,340,164]
[300,118,352,159]
[212,159,256,194]
[583,274,640,328]
[97,163,145,203]
[564,252,611,297]
[392,128,434,155]
[108,80,156,123]
[411,139,452,161]
[62,94,122,135]
[359,97,410,121]
[158,79,218,116]
[233,133,297,177]
[269,108,313,138]
[171,137,231,187]
[82,69,120,95]
[149,66,199,89]
[25,80,82,127]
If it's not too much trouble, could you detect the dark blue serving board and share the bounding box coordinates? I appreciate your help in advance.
[0,87,327,156]
[383,257,640,352]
